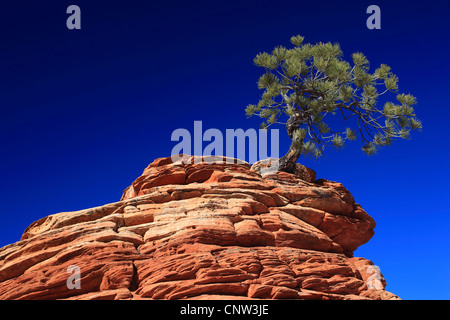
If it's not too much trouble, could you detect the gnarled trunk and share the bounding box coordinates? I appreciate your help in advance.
[279,113,304,173]
[279,136,303,173]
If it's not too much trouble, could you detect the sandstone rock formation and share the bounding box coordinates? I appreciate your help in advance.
[0,155,399,300]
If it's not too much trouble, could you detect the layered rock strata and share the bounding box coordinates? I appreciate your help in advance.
[0,155,399,300]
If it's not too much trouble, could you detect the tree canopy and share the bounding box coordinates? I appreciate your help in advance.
[246,35,422,164]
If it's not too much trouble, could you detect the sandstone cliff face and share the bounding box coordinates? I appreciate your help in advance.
[0,155,399,300]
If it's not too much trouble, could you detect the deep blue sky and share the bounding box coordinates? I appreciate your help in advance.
[0,1,448,299]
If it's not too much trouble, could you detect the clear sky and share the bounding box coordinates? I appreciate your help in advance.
[0,0,448,299]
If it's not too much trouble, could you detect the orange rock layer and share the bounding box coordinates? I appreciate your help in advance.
[0,156,399,300]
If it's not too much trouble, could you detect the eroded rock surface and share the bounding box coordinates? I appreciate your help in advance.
[0,155,399,300]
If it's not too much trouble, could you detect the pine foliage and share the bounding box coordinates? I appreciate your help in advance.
[246,35,421,157]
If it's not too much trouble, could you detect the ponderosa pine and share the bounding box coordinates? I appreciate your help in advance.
[246,35,422,173]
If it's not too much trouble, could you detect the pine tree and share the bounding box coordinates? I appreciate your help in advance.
[245,35,422,173]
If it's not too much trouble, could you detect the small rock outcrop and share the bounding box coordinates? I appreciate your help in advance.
[0,155,399,300]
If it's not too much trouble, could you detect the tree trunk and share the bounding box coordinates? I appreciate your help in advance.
[279,114,303,173]
[279,137,303,173]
